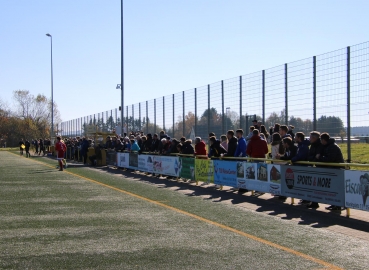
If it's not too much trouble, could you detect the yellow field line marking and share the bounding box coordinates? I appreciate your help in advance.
[8,152,342,270]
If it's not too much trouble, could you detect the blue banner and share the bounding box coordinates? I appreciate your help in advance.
[213,160,237,187]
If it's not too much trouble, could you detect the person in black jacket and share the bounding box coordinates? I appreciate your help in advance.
[209,136,227,157]
[25,140,31,158]
[182,139,195,155]
[276,137,297,161]
[151,134,160,152]
[226,130,238,157]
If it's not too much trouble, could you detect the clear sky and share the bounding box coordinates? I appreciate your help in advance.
[1,0,369,123]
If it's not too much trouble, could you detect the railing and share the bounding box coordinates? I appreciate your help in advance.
[62,147,369,218]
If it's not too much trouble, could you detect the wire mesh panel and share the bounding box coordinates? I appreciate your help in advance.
[287,57,314,135]
[147,99,155,134]
[264,65,286,130]
[140,101,147,134]
[182,89,195,140]
[316,48,347,140]
[155,97,163,133]
[242,71,263,133]
[163,94,174,137]
[350,42,369,137]
[223,76,241,133]
[126,105,133,133]
[174,92,183,137]
[209,81,223,138]
[133,103,140,132]
[196,85,209,140]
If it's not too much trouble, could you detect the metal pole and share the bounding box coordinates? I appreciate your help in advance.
[139,103,141,131]
[126,106,128,134]
[262,70,265,123]
[146,101,148,134]
[131,105,134,131]
[163,96,165,131]
[347,46,351,162]
[194,88,197,135]
[313,56,317,131]
[221,80,225,134]
[285,63,288,125]
[172,94,175,138]
[120,0,124,136]
[182,91,185,136]
[239,76,242,130]
[154,99,156,134]
[208,84,210,136]
[45,34,54,139]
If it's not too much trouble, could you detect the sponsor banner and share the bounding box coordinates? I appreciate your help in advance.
[152,156,180,177]
[106,150,117,166]
[236,161,247,189]
[195,159,214,183]
[129,153,138,169]
[213,160,237,187]
[117,152,129,168]
[138,154,154,173]
[179,157,195,180]
[345,170,369,211]
[281,166,345,206]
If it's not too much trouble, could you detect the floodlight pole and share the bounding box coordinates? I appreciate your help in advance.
[46,33,54,138]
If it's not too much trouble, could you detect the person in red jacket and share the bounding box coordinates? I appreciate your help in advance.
[55,136,67,171]
[246,129,268,159]
[194,137,207,157]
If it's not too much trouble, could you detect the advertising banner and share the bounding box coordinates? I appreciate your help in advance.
[345,170,369,211]
[116,152,129,168]
[213,160,237,187]
[106,150,117,166]
[238,162,281,195]
[138,154,154,173]
[195,159,214,183]
[281,166,345,206]
[152,156,180,177]
[129,153,138,170]
[179,157,195,180]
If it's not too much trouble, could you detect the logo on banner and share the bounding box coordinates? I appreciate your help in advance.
[285,168,295,189]
[174,159,179,175]
[346,173,369,205]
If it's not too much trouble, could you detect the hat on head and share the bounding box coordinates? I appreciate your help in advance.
[252,119,257,123]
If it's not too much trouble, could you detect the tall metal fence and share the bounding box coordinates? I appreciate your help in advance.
[60,41,369,162]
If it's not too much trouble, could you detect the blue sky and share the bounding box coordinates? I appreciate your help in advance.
[1,0,369,123]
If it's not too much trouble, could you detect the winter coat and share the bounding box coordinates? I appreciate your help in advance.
[234,137,247,157]
[318,138,344,164]
[131,141,140,152]
[246,135,268,158]
[226,137,238,157]
[195,141,207,156]
[308,139,324,162]
[280,144,297,160]
[209,140,227,157]
[80,139,89,155]
[182,141,195,155]
[291,139,310,163]
[151,139,160,152]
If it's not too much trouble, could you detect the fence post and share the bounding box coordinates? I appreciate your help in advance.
[131,105,134,132]
[313,56,317,131]
[262,70,265,123]
[163,96,165,132]
[183,91,185,136]
[285,63,288,125]
[347,46,351,162]
[239,76,242,130]
[139,103,141,132]
[154,99,156,134]
[208,84,210,136]
[172,94,175,138]
[126,106,128,133]
[195,88,197,135]
[146,101,148,134]
[221,80,225,134]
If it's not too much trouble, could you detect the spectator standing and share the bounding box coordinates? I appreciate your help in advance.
[271,133,282,159]
[260,125,270,143]
[19,138,24,156]
[276,137,297,161]
[25,140,31,158]
[220,135,228,151]
[39,139,45,156]
[291,132,309,163]
[288,125,295,140]
[80,137,89,164]
[209,136,227,157]
[130,139,140,152]
[151,134,160,152]
[316,133,345,211]
[182,139,195,155]
[234,129,247,157]
[226,130,238,157]
[246,129,268,159]
[55,136,67,171]
[252,119,258,130]
[245,126,255,145]
[194,137,207,157]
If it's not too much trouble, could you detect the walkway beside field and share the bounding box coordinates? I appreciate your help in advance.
[1,151,369,269]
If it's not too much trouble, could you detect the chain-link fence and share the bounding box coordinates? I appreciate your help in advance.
[60,41,369,162]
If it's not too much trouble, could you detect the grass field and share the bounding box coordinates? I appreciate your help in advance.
[1,151,369,269]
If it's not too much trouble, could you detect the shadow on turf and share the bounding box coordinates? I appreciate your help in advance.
[60,163,369,235]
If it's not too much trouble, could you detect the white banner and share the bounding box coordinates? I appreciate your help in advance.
[153,156,180,177]
[116,152,129,168]
[345,170,369,211]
